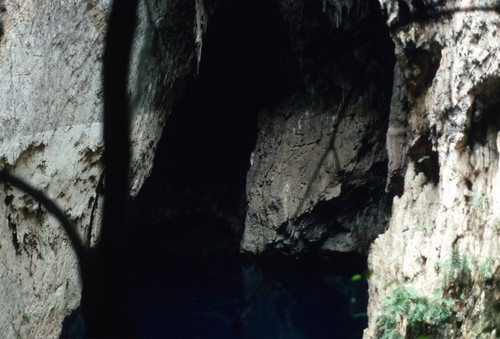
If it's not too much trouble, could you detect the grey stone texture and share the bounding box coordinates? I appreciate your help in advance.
[241,0,393,256]
[366,1,500,337]
[0,0,198,336]
[1,0,498,337]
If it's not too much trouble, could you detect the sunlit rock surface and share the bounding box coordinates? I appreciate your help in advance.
[0,0,198,336]
[366,1,500,337]
[1,0,498,337]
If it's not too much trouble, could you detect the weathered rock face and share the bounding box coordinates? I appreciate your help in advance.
[129,0,279,234]
[366,1,500,337]
[2,0,499,336]
[0,3,107,337]
[133,0,394,258]
[0,0,198,336]
[241,0,395,255]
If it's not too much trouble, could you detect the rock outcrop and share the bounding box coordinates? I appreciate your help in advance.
[241,0,395,255]
[1,0,499,336]
[366,1,500,337]
[0,0,199,336]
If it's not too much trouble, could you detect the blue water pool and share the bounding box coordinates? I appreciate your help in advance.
[126,220,368,339]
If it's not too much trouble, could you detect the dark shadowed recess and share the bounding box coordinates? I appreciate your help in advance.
[123,0,393,338]
[131,0,298,232]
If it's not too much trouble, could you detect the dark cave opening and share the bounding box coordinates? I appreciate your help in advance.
[121,1,397,338]
[409,132,440,185]
[131,0,298,234]
[56,0,400,337]
[468,76,500,148]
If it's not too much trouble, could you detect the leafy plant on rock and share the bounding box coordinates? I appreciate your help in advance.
[441,247,472,298]
[477,255,495,281]
[376,284,457,339]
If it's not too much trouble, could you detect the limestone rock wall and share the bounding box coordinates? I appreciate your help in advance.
[241,0,394,255]
[366,1,500,337]
[2,0,498,336]
[0,3,107,337]
[0,0,197,337]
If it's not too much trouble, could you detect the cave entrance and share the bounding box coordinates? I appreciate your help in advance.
[132,0,295,235]
[126,0,371,338]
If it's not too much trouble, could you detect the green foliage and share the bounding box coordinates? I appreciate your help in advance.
[416,224,426,233]
[351,269,373,282]
[349,269,373,319]
[376,285,457,338]
[417,156,430,163]
[411,224,427,236]
[478,256,495,280]
[442,248,472,297]
[11,323,21,339]
[10,311,30,339]
[381,250,499,337]
[21,313,30,324]
[351,274,363,282]
[469,191,487,210]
